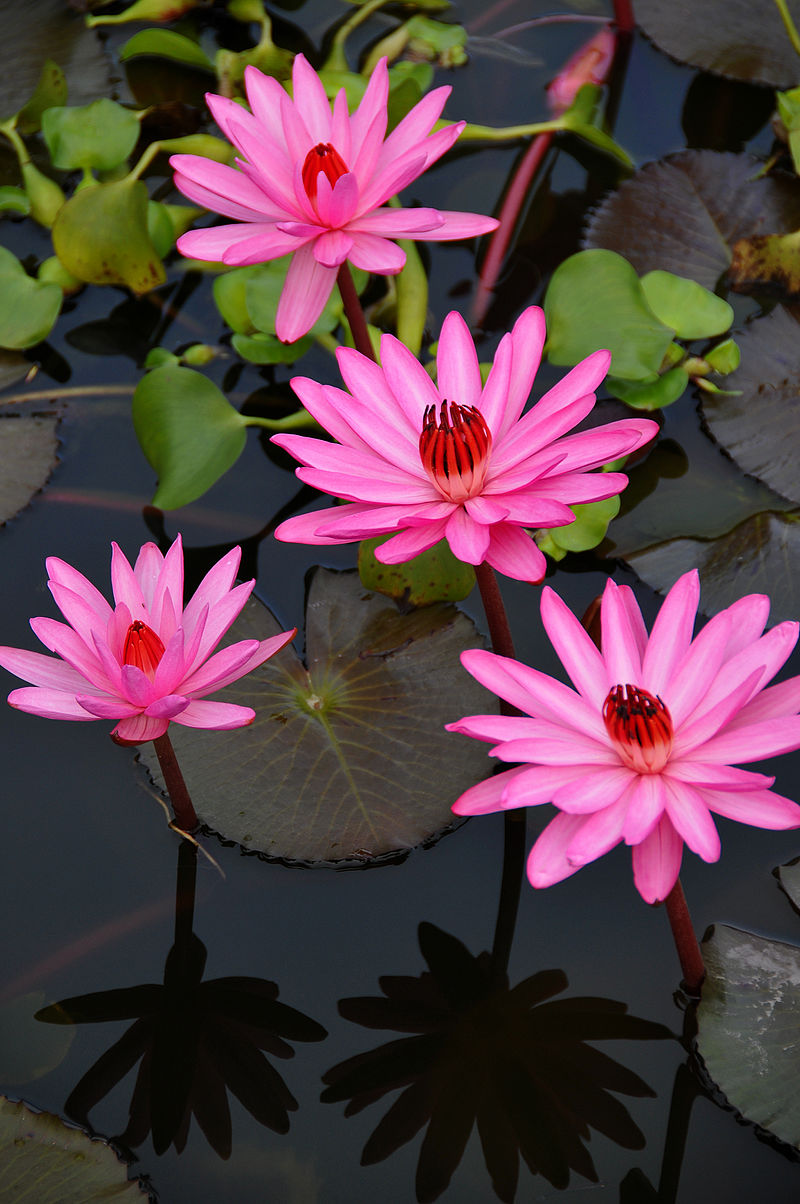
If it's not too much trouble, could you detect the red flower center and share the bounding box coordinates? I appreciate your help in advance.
[301,142,349,202]
[603,684,673,774]
[419,401,492,503]
[123,621,165,680]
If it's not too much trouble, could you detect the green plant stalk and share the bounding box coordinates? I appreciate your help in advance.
[324,0,393,71]
[243,409,319,431]
[775,0,800,57]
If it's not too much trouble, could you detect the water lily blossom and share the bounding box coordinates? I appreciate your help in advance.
[449,571,800,903]
[0,537,295,746]
[171,55,499,342]
[272,307,658,582]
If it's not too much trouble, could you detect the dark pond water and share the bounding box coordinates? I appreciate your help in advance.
[3,1,800,1200]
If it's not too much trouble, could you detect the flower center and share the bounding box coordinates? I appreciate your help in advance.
[301,142,349,202]
[419,401,492,503]
[123,621,165,680]
[602,684,673,774]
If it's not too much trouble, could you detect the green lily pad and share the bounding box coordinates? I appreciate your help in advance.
[52,178,166,294]
[132,365,247,510]
[697,923,800,1153]
[42,99,140,174]
[635,0,800,87]
[625,510,800,625]
[702,306,800,507]
[358,536,476,605]
[606,365,690,410]
[584,151,800,291]
[0,1097,150,1200]
[544,250,674,382]
[0,247,61,350]
[536,496,621,562]
[140,569,493,864]
[0,415,60,524]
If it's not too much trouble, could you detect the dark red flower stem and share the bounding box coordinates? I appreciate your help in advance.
[474,561,516,661]
[153,732,199,833]
[664,878,705,995]
[612,0,635,36]
[337,262,376,362]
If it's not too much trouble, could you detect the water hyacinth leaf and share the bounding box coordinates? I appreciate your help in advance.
[605,365,689,410]
[704,337,740,374]
[358,536,476,605]
[15,60,67,135]
[639,271,733,339]
[141,569,493,863]
[702,306,800,506]
[0,247,61,350]
[232,331,313,364]
[86,0,201,25]
[42,99,140,173]
[52,178,166,294]
[635,0,800,87]
[544,250,674,381]
[0,416,60,524]
[0,187,30,216]
[404,16,468,67]
[132,365,247,509]
[584,151,800,290]
[696,923,800,1153]
[0,1098,149,1200]
[119,29,215,71]
[625,510,800,625]
[535,496,620,562]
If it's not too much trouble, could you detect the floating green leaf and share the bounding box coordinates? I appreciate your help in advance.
[585,151,800,291]
[544,250,674,381]
[132,365,247,509]
[639,271,733,339]
[15,60,67,135]
[52,178,166,294]
[140,569,493,863]
[536,496,621,562]
[358,536,476,605]
[0,186,29,216]
[0,247,62,350]
[42,99,140,173]
[0,1097,149,1200]
[231,331,313,363]
[605,365,689,410]
[87,0,200,25]
[119,29,214,70]
[697,922,800,1154]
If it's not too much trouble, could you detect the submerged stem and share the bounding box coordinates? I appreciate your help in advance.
[663,878,705,995]
[153,732,199,833]
[337,262,376,362]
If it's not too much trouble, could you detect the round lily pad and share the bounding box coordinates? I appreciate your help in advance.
[140,569,493,864]
[0,415,60,525]
[0,1097,150,1201]
[584,151,800,290]
[635,0,800,86]
[702,306,800,507]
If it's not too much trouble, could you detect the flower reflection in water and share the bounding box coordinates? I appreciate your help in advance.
[322,921,671,1201]
[37,842,326,1158]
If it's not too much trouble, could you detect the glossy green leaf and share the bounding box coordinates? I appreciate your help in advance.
[544,250,675,381]
[87,0,200,25]
[0,186,29,216]
[231,331,313,363]
[140,569,493,863]
[358,536,476,605]
[605,365,689,410]
[15,60,67,135]
[536,496,620,562]
[52,178,166,294]
[640,271,733,339]
[697,923,800,1153]
[132,365,247,509]
[0,247,61,350]
[0,1098,149,1201]
[119,29,214,70]
[20,163,64,228]
[704,337,740,374]
[42,99,139,173]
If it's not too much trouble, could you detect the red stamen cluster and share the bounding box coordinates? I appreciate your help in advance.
[301,142,349,202]
[419,401,492,503]
[123,620,166,679]
[602,684,673,774]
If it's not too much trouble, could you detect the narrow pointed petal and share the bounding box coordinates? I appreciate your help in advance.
[8,686,100,721]
[275,245,337,343]
[631,815,683,904]
[0,646,92,693]
[173,700,256,730]
[451,766,527,816]
[540,587,608,707]
[483,524,546,583]
[437,311,482,410]
[527,813,589,887]
[641,571,700,695]
[565,794,629,866]
[663,779,721,862]
[623,774,667,845]
[704,787,800,829]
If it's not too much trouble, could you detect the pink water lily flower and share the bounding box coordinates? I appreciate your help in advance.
[272,307,658,582]
[449,571,800,903]
[171,55,498,343]
[0,537,295,746]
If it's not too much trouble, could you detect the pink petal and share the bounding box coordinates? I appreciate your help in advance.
[76,694,142,719]
[451,765,527,816]
[687,715,800,764]
[444,507,490,564]
[120,664,157,708]
[346,232,406,274]
[111,714,169,745]
[314,172,359,229]
[501,763,596,808]
[375,519,450,563]
[29,617,112,688]
[540,587,608,707]
[565,793,629,866]
[379,334,440,426]
[312,228,355,268]
[178,638,261,696]
[665,760,774,791]
[527,812,588,887]
[221,224,317,267]
[291,53,335,144]
[0,646,93,694]
[640,570,699,695]
[631,815,683,904]
[182,547,241,635]
[483,523,547,583]
[8,686,101,721]
[145,694,191,720]
[436,311,482,410]
[623,773,667,844]
[552,766,633,813]
[446,713,538,743]
[170,156,282,221]
[350,57,389,169]
[410,210,499,240]
[663,779,721,862]
[243,66,291,141]
[111,541,148,618]
[173,699,256,730]
[46,558,112,625]
[486,307,547,438]
[601,579,644,687]
[275,244,337,342]
[704,787,800,829]
[348,207,445,236]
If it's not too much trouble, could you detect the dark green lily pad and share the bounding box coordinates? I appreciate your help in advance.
[702,306,800,506]
[140,569,493,864]
[0,415,60,524]
[0,1097,150,1201]
[635,0,800,87]
[584,152,800,291]
[624,510,800,624]
[697,923,800,1152]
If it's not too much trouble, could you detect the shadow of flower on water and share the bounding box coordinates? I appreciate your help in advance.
[322,920,672,1202]
[35,841,327,1159]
